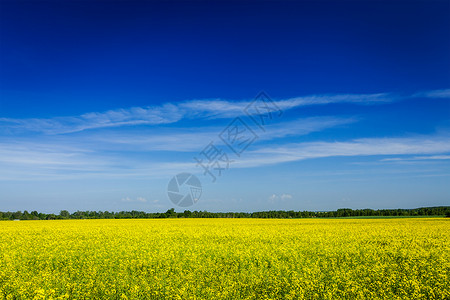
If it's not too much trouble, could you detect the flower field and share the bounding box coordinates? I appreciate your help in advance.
[0,218,449,299]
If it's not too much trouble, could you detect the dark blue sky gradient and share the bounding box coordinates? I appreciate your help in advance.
[1,0,449,117]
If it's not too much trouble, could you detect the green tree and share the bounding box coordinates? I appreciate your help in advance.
[59,210,70,219]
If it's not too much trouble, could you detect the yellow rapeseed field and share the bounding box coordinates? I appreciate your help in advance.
[0,218,448,299]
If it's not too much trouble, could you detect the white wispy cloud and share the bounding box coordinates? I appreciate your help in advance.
[1,130,449,181]
[121,197,147,203]
[0,137,196,180]
[0,89,448,181]
[0,104,183,135]
[275,93,394,110]
[281,193,293,199]
[85,116,356,152]
[268,193,293,203]
[413,89,450,99]
[3,89,437,135]
[0,114,356,180]
[380,155,450,162]
[232,134,450,168]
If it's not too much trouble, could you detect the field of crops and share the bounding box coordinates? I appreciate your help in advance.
[0,218,448,299]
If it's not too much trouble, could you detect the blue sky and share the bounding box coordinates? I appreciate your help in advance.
[0,0,449,213]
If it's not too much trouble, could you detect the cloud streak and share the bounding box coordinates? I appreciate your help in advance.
[233,134,450,168]
[1,131,449,181]
[0,115,354,180]
[380,155,450,162]
[413,89,450,99]
[0,89,449,182]
[87,116,357,152]
[121,197,147,203]
[2,89,446,135]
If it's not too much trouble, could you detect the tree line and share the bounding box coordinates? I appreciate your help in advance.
[0,206,449,220]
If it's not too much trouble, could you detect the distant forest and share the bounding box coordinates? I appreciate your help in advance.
[1,206,449,220]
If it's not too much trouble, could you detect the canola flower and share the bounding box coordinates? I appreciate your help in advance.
[0,218,448,299]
